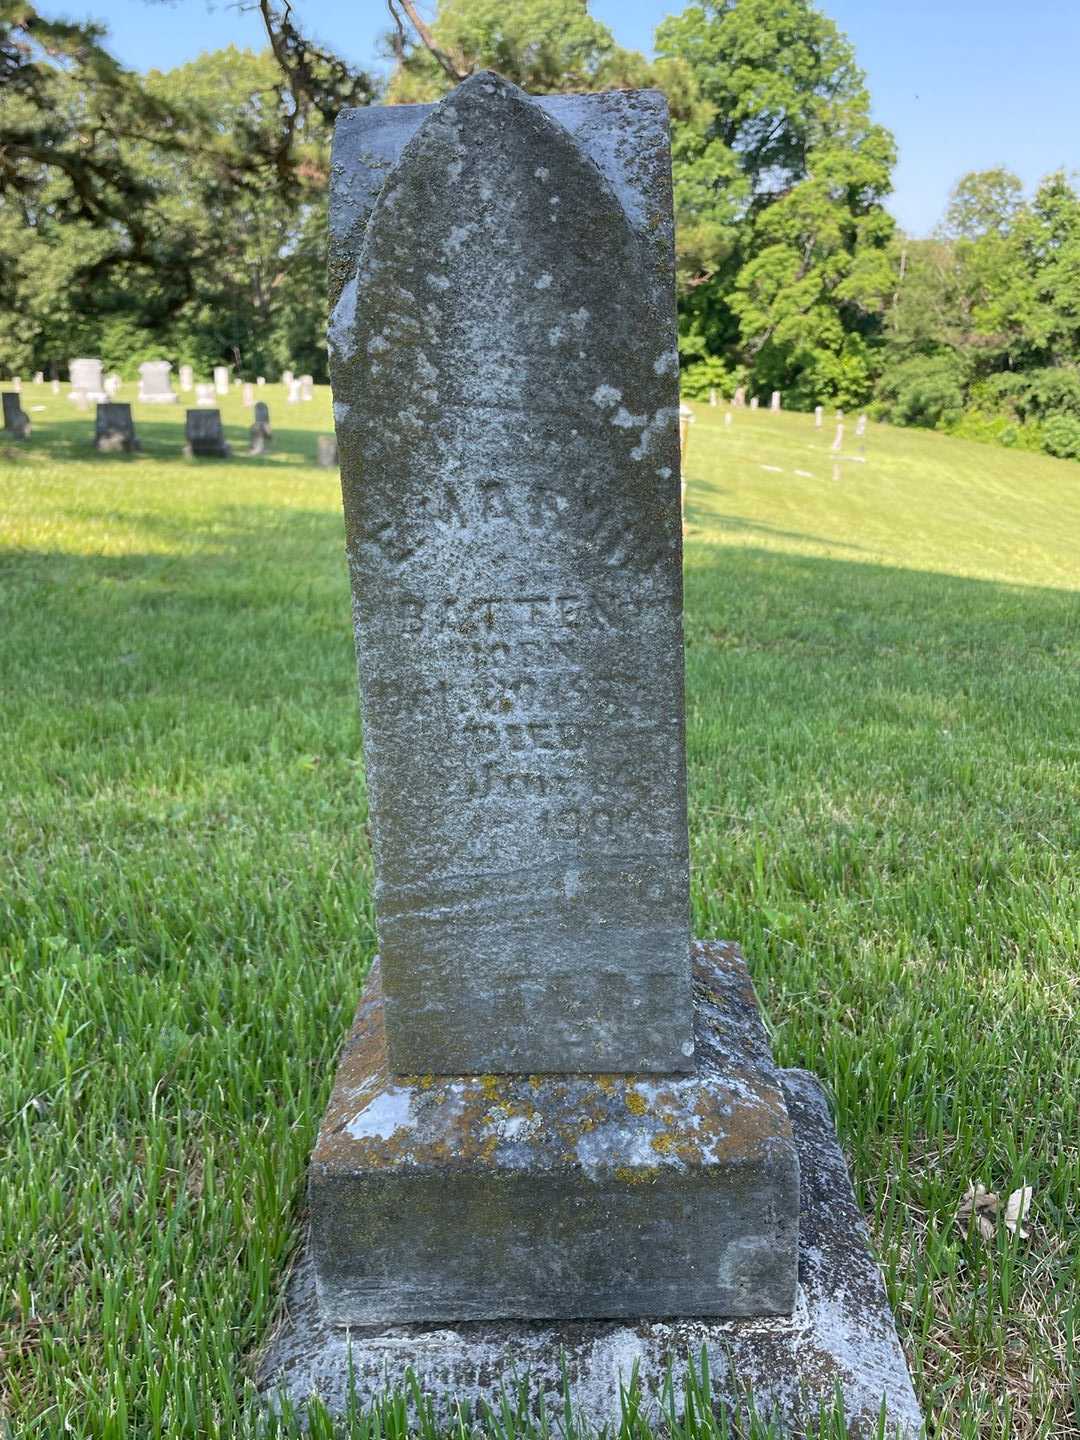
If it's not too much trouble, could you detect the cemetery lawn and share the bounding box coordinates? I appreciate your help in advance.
[1,388,1078,1439]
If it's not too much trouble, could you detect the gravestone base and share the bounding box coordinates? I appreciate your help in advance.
[309,943,799,1325]
[260,1059,921,1438]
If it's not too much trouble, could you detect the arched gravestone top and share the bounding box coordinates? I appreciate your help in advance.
[330,73,691,1074]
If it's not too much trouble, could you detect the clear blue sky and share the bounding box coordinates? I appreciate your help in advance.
[73,0,1080,236]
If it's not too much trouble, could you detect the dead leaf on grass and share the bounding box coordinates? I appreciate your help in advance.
[956,1181,1033,1242]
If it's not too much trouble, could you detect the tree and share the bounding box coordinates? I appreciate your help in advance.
[655,0,897,405]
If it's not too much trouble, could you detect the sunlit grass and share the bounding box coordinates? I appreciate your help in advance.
[1,387,1078,1437]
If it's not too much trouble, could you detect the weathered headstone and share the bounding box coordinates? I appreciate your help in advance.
[50,378,60,396]
[33,371,44,385]
[770,390,781,412]
[855,413,867,437]
[832,421,844,452]
[249,401,272,455]
[300,373,313,400]
[138,360,175,403]
[287,378,301,403]
[282,368,294,387]
[69,357,105,402]
[733,385,746,407]
[3,391,31,438]
[11,376,21,393]
[257,375,266,386]
[195,383,216,408]
[184,408,230,457]
[242,382,255,406]
[94,402,139,452]
[750,395,759,410]
[104,372,121,398]
[814,404,823,428]
[262,74,921,1440]
[316,434,338,468]
[180,364,194,392]
[214,365,230,396]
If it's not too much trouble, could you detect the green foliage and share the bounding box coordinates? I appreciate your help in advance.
[1040,413,1080,460]
[679,354,739,400]
[656,0,897,407]
[872,353,966,429]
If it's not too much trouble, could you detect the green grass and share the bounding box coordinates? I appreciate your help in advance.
[1,387,1078,1438]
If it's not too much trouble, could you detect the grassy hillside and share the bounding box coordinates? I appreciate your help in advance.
[1,387,1077,1438]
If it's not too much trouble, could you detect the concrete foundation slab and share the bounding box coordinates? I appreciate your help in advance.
[260,1066,921,1437]
[308,942,799,1323]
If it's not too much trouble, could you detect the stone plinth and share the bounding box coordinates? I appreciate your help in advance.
[263,1060,921,1439]
[310,943,798,1325]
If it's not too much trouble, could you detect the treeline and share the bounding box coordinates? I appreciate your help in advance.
[2,0,1079,460]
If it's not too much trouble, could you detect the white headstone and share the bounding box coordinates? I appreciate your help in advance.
[195,383,216,407]
[179,365,194,391]
[11,377,20,393]
[855,414,867,437]
[104,373,121,397]
[282,369,294,387]
[33,371,44,385]
[708,387,717,407]
[50,378,60,396]
[242,383,255,406]
[214,365,230,396]
[287,378,301,403]
[69,358,106,402]
[257,376,266,386]
[724,411,733,428]
[750,396,759,411]
[814,405,823,429]
[138,360,176,404]
[831,422,844,452]
[770,391,781,412]
[300,374,314,401]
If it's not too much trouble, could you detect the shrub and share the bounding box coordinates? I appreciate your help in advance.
[680,355,738,401]
[1040,414,1080,460]
[873,354,966,429]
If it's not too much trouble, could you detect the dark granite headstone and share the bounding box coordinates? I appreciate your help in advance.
[184,408,230,457]
[94,402,139,452]
[330,72,691,1075]
[3,391,30,439]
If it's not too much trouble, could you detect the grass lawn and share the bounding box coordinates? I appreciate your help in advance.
[1,386,1078,1438]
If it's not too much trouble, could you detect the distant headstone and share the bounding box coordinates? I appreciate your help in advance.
[733,385,746,407]
[257,375,266,386]
[214,365,230,396]
[750,395,759,410]
[195,383,216,407]
[831,421,844,452]
[724,410,733,428]
[287,378,301,403]
[33,371,44,385]
[179,365,194,392]
[300,373,313,401]
[137,361,176,403]
[184,408,231,457]
[708,387,717,407]
[249,401,272,455]
[770,390,781,412]
[836,408,844,421]
[94,402,139,452]
[814,405,823,428]
[2,391,31,438]
[282,368,294,387]
[242,383,255,406]
[105,372,121,397]
[11,377,21,393]
[69,357,105,401]
[855,413,867,437]
[50,378,60,396]
[316,434,338,468]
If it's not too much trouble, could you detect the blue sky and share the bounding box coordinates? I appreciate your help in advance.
[76,0,1080,236]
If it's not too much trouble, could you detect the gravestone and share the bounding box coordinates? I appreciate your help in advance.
[316,434,338,468]
[138,360,176,403]
[95,402,139,452]
[708,387,717,406]
[770,390,781,412]
[282,368,294,387]
[249,401,272,455]
[261,73,921,1440]
[195,383,216,407]
[180,364,194,392]
[300,373,313,400]
[184,408,230,457]
[815,404,823,428]
[3,391,31,438]
[750,395,759,410]
[33,371,44,385]
[855,413,867,437]
[11,376,21,393]
[51,378,60,396]
[257,375,266,386]
[104,372,121,397]
[214,365,230,396]
[733,385,746,406]
[242,382,255,406]
[287,378,301,403]
[69,357,106,402]
[832,421,844,452]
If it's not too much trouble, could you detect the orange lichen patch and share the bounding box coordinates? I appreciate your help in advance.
[614,1165,661,1185]
[624,1090,647,1115]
